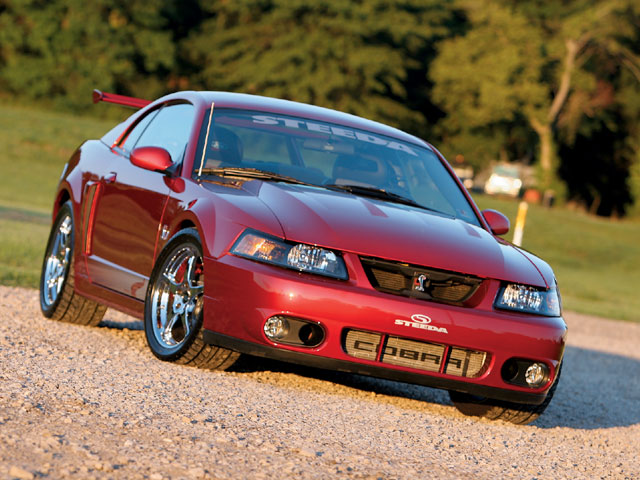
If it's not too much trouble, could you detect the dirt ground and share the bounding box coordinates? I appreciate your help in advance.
[1,286,638,479]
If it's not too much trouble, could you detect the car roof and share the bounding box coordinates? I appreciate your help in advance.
[156,91,430,149]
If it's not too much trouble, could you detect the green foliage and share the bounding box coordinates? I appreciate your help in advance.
[617,66,640,217]
[432,3,547,127]
[1,0,640,215]
[431,0,640,213]
[183,0,456,135]
[630,154,640,217]
[0,0,178,110]
[429,2,547,169]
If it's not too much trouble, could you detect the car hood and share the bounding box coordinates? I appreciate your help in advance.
[241,181,547,287]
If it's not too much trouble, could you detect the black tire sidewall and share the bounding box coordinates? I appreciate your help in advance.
[144,228,204,361]
[39,201,74,317]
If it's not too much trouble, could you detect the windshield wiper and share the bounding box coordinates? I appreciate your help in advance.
[325,183,447,215]
[199,167,312,186]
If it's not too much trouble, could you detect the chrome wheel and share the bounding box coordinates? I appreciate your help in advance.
[149,244,204,352]
[144,229,240,369]
[40,201,106,325]
[42,214,72,309]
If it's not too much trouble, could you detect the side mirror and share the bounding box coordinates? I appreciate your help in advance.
[482,209,510,236]
[130,146,173,173]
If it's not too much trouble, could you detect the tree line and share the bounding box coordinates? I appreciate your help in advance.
[1,0,639,216]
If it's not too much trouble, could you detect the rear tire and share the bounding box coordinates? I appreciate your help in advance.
[449,363,562,425]
[144,228,240,370]
[39,201,106,326]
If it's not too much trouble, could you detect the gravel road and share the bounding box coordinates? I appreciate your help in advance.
[1,285,638,479]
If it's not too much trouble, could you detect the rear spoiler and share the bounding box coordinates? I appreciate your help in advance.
[92,89,151,109]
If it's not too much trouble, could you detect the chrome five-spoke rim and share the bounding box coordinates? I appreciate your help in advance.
[150,245,204,351]
[42,214,72,308]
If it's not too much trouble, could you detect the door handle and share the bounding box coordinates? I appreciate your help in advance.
[105,172,117,183]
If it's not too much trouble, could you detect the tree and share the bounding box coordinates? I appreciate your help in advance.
[429,3,545,172]
[0,0,178,110]
[430,0,640,200]
[183,0,457,136]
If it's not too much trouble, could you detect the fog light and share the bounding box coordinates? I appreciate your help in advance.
[264,316,290,341]
[525,363,548,388]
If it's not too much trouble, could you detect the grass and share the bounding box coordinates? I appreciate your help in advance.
[0,103,121,211]
[1,103,638,322]
[0,212,50,287]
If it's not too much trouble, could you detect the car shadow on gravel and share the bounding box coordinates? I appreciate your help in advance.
[99,318,144,331]
[533,345,640,430]
[230,345,640,430]
[229,355,452,403]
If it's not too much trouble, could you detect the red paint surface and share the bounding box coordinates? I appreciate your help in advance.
[53,91,566,401]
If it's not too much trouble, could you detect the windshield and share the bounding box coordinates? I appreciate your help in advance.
[194,109,480,226]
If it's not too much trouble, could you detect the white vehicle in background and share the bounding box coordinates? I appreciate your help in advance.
[484,164,523,197]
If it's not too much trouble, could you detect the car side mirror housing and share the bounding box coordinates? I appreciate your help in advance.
[130,146,173,173]
[482,209,510,236]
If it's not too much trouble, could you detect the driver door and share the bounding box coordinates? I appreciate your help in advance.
[86,103,194,300]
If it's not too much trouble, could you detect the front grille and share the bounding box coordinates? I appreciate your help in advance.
[370,269,407,291]
[446,347,488,377]
[382,336,445,372]
[360,257,482,306]
[343,330,380,361]
[343,329,487,378]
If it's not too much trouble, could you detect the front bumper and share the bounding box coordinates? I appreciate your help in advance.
[204,330,551,404]
[202,253,566,405]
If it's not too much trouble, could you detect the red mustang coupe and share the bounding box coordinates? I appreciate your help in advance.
[40,90,566,424]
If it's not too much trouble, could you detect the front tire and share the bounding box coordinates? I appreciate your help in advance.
[144,228,239,370]
[449,363,562,425]
[39,200,106,326]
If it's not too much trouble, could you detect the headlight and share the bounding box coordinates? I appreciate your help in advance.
[495,283,561,316]
[230,230,348,280]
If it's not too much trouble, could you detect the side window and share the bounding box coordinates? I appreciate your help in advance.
[127,103,194,163]
[121,110,158,152]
